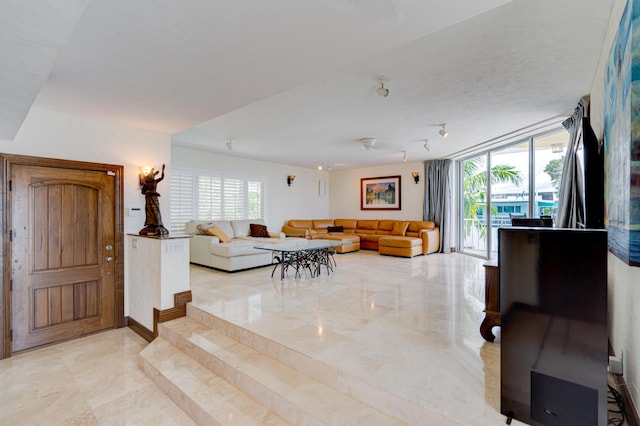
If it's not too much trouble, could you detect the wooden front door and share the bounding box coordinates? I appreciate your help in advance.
[8,160,122,353]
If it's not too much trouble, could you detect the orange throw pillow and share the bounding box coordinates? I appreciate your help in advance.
[197,223,214,235]
[205,226,232,243]
[391,221,409,236]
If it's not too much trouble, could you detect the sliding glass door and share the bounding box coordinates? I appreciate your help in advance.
[458,128,569,259]
[461,154,489,257]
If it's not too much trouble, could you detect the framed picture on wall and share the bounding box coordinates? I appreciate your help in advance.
[360,175,401,210]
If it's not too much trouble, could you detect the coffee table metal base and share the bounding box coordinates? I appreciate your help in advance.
[254,240,342,280]
[270,247,337,279]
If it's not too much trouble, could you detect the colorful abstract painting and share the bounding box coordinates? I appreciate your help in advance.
[604,0,640,266]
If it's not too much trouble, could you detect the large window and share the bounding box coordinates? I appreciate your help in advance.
[170,168,265,234]
[458,128,570,258]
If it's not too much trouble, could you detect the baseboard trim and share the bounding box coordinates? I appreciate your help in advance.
[127,290,192,343]
[612,373,640,426]
[127,316,154,343]
[153,290,192,338]
[609,342,639,426]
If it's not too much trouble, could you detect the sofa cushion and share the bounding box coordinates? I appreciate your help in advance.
[231,219,264,238]
[288,219,313,228]
[312,219,334,230]
[378,220,395,232]
[334,219,357,230]
[196,223,214,235]
[379,236,422,248]
[360,234,388,243]
[205,226,232,243]
[357,220,379,231]
[250,223,270,238]
[406,221,435,237]
[187,220,234,238]
[391,221,410,236]
[327,225,344,233]
[209,240,262,257]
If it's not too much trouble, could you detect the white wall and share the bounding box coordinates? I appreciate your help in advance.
[329,161,425,220]
[0,107,172,319]
[0,107,172,233]
[171,146,330,230]
[590,0,640,407]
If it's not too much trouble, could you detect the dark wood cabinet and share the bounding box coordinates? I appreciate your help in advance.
[480,259,500,342]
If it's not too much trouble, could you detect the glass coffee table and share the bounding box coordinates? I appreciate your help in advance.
[254,239,343,280]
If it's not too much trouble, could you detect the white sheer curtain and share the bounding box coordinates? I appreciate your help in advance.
[556,96,588,228]
[424,159,451,253]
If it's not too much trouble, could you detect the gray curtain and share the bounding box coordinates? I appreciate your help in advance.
[556,97,587,228]
[424,159,451,253]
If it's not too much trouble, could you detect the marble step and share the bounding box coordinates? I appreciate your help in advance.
[138,337,288,425]
[186,304,441,425]
[159,315,404,425]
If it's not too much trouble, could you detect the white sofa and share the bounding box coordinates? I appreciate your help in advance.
[185,219,287,272]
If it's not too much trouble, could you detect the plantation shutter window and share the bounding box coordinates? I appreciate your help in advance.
[170,168,266,234]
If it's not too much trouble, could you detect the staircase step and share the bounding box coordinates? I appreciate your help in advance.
[139,337,288,425]
[159,315,404,425]
[186,304,444,425]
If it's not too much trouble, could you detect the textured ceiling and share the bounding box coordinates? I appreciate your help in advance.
[2,0,615,170]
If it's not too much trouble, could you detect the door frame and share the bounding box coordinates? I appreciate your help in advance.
[1,154,125,358]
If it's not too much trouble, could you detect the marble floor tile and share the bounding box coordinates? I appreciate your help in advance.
[188,251,520,425]
[0,251,524,425]
[0,328,195,426]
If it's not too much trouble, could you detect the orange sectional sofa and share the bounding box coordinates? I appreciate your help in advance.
[282,219,440,257]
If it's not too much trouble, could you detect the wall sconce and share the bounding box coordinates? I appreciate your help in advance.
[287,175,296,186]
[141,166,153,177]
[411,172,420,184]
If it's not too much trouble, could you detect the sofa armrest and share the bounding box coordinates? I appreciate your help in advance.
[419,227,440,254]
[189,234,220,265]
[282,225,309,238]
[190,234,220,248]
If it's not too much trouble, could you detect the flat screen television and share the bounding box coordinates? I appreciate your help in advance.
[499,227,608,426]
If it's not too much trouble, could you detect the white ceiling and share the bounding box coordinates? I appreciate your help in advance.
[3,0,614,170]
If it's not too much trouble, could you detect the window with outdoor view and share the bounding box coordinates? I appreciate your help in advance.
[458,128,570,258]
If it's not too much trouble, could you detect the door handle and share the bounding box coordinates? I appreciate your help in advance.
[106,256,114,262]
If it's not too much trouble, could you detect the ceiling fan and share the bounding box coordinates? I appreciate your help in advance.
[358,137,402,151]
[359,137,377,150]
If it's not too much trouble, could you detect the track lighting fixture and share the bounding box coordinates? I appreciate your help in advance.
[226,139,233,150]
[402,150,408,162]
[376,79,389,97]
[438,124,448,138]
[423,139,431,152]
